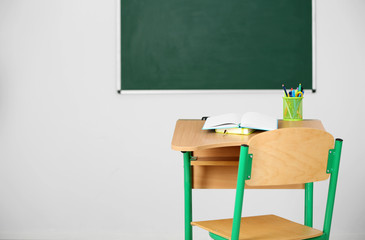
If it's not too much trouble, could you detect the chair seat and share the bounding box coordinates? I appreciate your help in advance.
[191,214,323,240]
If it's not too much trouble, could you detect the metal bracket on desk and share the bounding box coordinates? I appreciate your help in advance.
[326,149,335,174]
[245,154,253,180]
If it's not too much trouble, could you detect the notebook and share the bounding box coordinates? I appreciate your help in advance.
[202,112,278,131]
[215,128,256,135]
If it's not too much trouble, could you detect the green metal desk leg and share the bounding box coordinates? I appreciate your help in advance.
[183,152,192,240]
[305,182,313,227]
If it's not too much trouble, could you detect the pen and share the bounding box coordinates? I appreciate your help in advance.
[282,84,288,97]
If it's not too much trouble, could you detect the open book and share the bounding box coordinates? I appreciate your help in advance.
[202,112,278,131]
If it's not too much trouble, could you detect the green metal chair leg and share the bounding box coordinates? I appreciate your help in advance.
[209,232,228,240]
[231,145,251,240]
[323,139,343,240]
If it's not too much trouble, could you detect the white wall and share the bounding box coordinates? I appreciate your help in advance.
[0,0,364,239]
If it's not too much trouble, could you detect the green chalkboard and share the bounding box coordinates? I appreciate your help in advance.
[121,0,313,91]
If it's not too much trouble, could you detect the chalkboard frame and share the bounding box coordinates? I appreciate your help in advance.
[117,0,317,94]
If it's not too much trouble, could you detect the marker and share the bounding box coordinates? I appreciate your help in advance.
[299,83,302,92]
[282,84,288,97]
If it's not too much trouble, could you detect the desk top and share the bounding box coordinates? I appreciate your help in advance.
[171,119,325,151]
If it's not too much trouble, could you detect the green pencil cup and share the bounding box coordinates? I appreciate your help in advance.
[283,97,303,121]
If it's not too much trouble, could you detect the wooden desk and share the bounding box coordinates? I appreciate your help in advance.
[171,119,325,240]
[172,119,325,151]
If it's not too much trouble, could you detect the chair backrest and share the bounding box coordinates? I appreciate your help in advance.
[230,128,342,240]
[246,128,334,186]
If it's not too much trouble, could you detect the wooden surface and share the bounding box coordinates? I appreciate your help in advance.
[191,160,238,166]
[193,146,241,158]
[192,163,304,189]
[191,214,323,240]
[171,119,325,151]
[190,156,304,189]
[246,128,334,186]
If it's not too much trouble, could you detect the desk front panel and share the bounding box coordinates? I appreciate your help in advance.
[191,147,304,189]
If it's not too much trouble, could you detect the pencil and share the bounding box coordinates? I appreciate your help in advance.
[282,84,288,97]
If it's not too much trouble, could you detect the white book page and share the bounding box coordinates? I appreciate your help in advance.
[202,113,240,130]
[239,112,278,131]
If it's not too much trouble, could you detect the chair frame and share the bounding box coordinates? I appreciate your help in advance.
[184,138,343,240]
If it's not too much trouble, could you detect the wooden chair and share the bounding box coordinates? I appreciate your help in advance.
[191,128,343,240]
